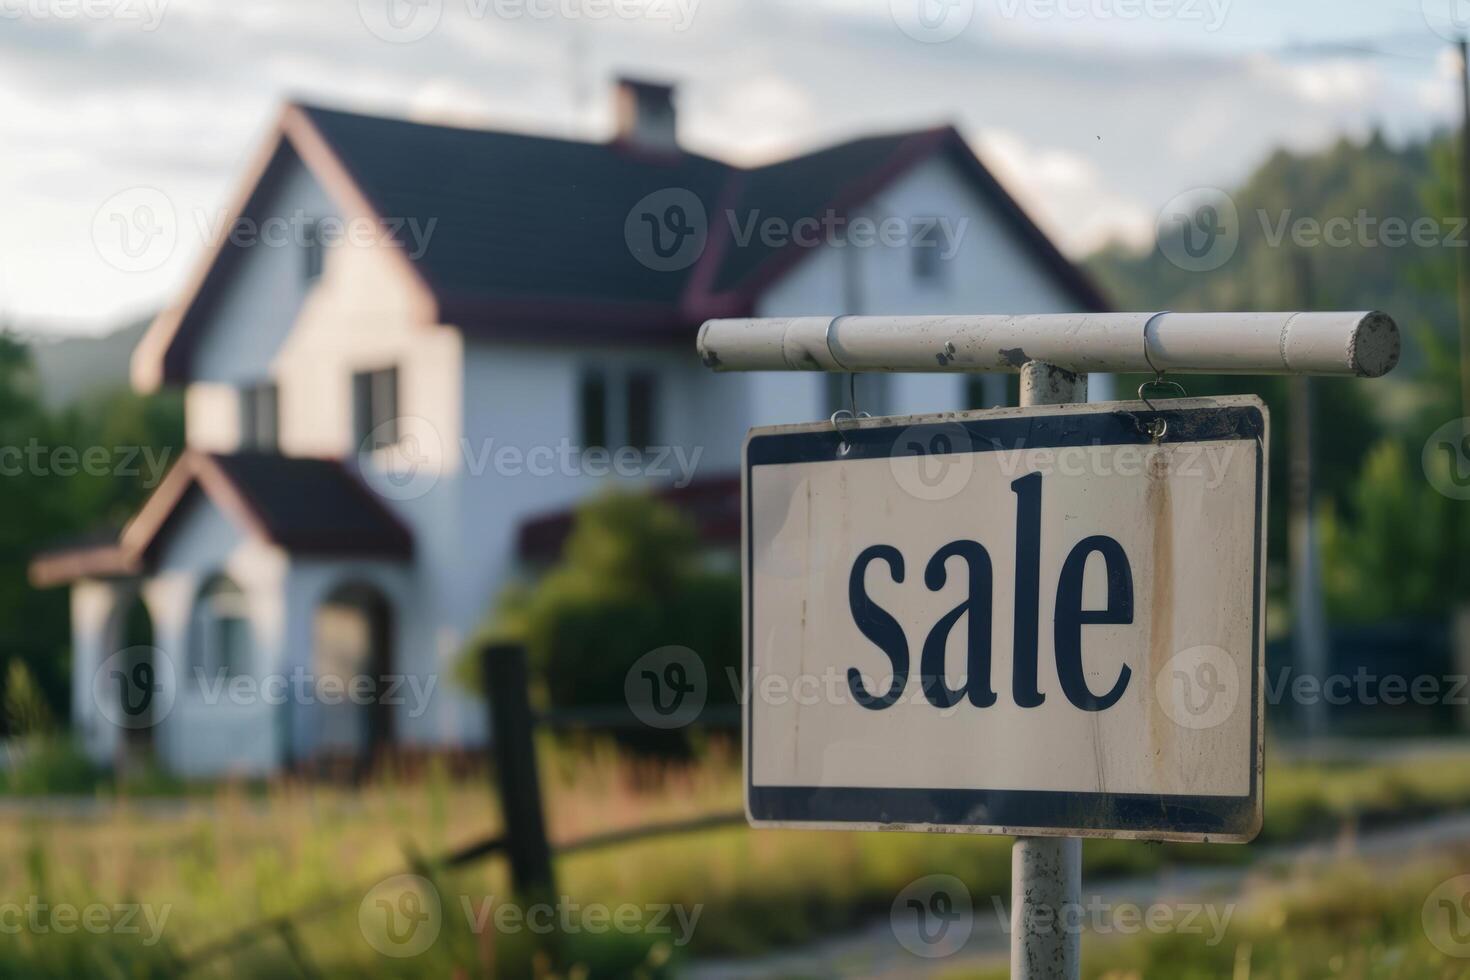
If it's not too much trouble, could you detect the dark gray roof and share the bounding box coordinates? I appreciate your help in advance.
[152,104,1107,384]
[298,105,1107,327]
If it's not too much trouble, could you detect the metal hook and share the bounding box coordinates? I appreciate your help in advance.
[831,373,871,456]
[1136,376,1187,441]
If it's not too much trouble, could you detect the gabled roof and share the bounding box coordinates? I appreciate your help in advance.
[29,452,412,587]
[136,102,1108,389]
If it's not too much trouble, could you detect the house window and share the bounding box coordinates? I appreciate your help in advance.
[304,219,325,281]
[626,371,657,451]
[239,382,279,451]
[579,370,608,451]
[353,367,399,452]
[912,237,945,286]
[190,575,251,683]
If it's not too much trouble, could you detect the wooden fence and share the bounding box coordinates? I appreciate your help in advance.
[176,643,741,975]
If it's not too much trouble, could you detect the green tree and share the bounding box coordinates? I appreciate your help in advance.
[0,334,182,730]
[473,491,739,755]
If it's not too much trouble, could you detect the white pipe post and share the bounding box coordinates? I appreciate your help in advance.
[697,311,1399,378]
[699,309,1401,980]
[1011,361,1084,980]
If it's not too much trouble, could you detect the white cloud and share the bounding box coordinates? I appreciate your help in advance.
[974,128,1153,254]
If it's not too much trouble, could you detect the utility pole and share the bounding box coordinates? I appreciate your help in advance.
[1457,39,1470,420]
[1288,251,1329,741]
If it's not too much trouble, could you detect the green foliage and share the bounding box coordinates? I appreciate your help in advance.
[3,660,53,736]
[0,738,102,796]
[1319,439,1463,622]
[473,492,739,754]
[1088,130,1448,352]
[0,333,182,732]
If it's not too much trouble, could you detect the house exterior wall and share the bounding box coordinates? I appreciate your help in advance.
[122,143,1101,774]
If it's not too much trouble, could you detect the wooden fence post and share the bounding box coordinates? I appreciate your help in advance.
[481,643,555,897]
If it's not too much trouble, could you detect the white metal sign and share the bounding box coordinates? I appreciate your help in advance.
[742,396,1267,842]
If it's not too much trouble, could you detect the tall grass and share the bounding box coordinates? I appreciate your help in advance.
[0,739,1467,976]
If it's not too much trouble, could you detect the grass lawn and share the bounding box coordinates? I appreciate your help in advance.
[945,848,1470,980]
[1,739,1469,976]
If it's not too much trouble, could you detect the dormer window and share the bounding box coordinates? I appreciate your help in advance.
[240,382,278,451]
[353,367,399,452]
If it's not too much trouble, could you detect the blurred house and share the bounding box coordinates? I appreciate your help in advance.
[30,78,1106,776]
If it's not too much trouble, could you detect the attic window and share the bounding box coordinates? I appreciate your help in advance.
[240,382,279,451]
[304,219,326,281]
[912,239,944,286]
[353,367,399,452]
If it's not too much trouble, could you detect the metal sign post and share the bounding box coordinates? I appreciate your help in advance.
[700,310,1398,980]
[1014,360,1086,980]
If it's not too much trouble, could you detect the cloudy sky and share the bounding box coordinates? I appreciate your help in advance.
[1,0,1464,333]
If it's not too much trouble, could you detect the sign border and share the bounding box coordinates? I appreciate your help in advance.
[741,396,1267,843]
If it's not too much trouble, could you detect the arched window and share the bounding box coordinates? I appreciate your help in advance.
[190,575,251,684]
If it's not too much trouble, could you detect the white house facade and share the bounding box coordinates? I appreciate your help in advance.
[32,79,1109,777]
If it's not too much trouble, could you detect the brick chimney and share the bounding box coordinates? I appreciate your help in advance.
[613,77,677,152]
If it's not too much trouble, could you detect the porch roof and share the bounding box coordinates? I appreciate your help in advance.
[30,452,413,587]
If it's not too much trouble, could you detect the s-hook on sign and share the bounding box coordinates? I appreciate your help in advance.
[742,396,1267,843]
